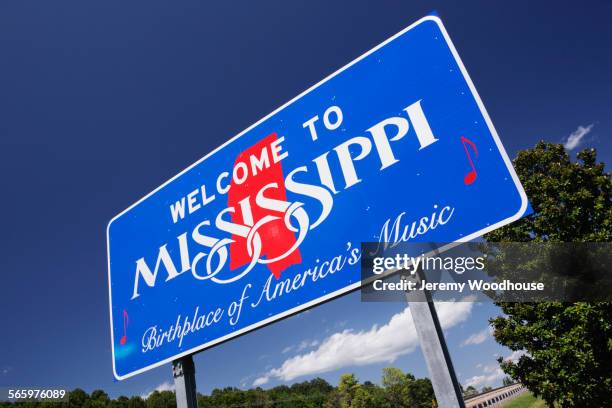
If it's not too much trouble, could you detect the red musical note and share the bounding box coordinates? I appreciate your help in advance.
[120,310,128,345]
[460,136,479,185]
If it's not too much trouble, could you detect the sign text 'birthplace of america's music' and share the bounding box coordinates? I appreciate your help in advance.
[107,15,528,380]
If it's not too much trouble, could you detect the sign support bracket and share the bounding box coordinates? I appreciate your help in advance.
[172,355,199,408]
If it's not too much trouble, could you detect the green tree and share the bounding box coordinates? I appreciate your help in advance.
[463,386,477,397]
[83,390,109,408]
[127,396,146,408]
[213,387,251,408]
[145,391,175,408]
[350,381,387,408]
[381,367,411,407]
[278,377,332,407]
[268,385,291,408]
[407,378,435,408]
[484,142,612,407]
[337,374,359,408]
[481,386,492,393]
[0,368,438,408]
[323,390,341,408]
[69,389,89,408]
[115,396,129,408]
[90,390,109,403]
[349,387,373,408]
[196,393,211,408]
[243,387,269,407]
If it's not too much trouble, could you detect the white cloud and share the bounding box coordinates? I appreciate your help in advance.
[253,299,474,386]
[464,364,504,389]
[461,326,493,347]
[297,340,320,352]
[564,124,594,150]
[463,350,527,388]
[141,381,175,399]
[253,376,270,387]
[506,350,526,363]
[240,374,259,389]
[282,339,320,355]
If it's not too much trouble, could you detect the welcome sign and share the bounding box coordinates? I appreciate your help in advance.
[107,15,527,379]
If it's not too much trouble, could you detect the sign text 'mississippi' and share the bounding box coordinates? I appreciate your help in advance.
[131,100,438,299]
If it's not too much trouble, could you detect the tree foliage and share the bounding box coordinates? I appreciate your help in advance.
[463,386,478,398]
[2,368,434,408]
[486,142,611,243]
[484,142,612,407]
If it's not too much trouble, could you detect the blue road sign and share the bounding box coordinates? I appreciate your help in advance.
[107,15,528,380]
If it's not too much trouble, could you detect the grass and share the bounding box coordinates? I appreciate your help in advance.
[502,392,547,408]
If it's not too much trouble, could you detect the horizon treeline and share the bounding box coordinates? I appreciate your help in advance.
[1,367,440,408]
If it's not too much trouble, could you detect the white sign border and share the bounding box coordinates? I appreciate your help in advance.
[107,15,528,380]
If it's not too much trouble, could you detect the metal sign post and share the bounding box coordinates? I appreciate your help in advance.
[405,271,465,408]
[172,355,198,408]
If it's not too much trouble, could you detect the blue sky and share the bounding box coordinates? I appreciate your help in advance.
[1,0,611,398]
